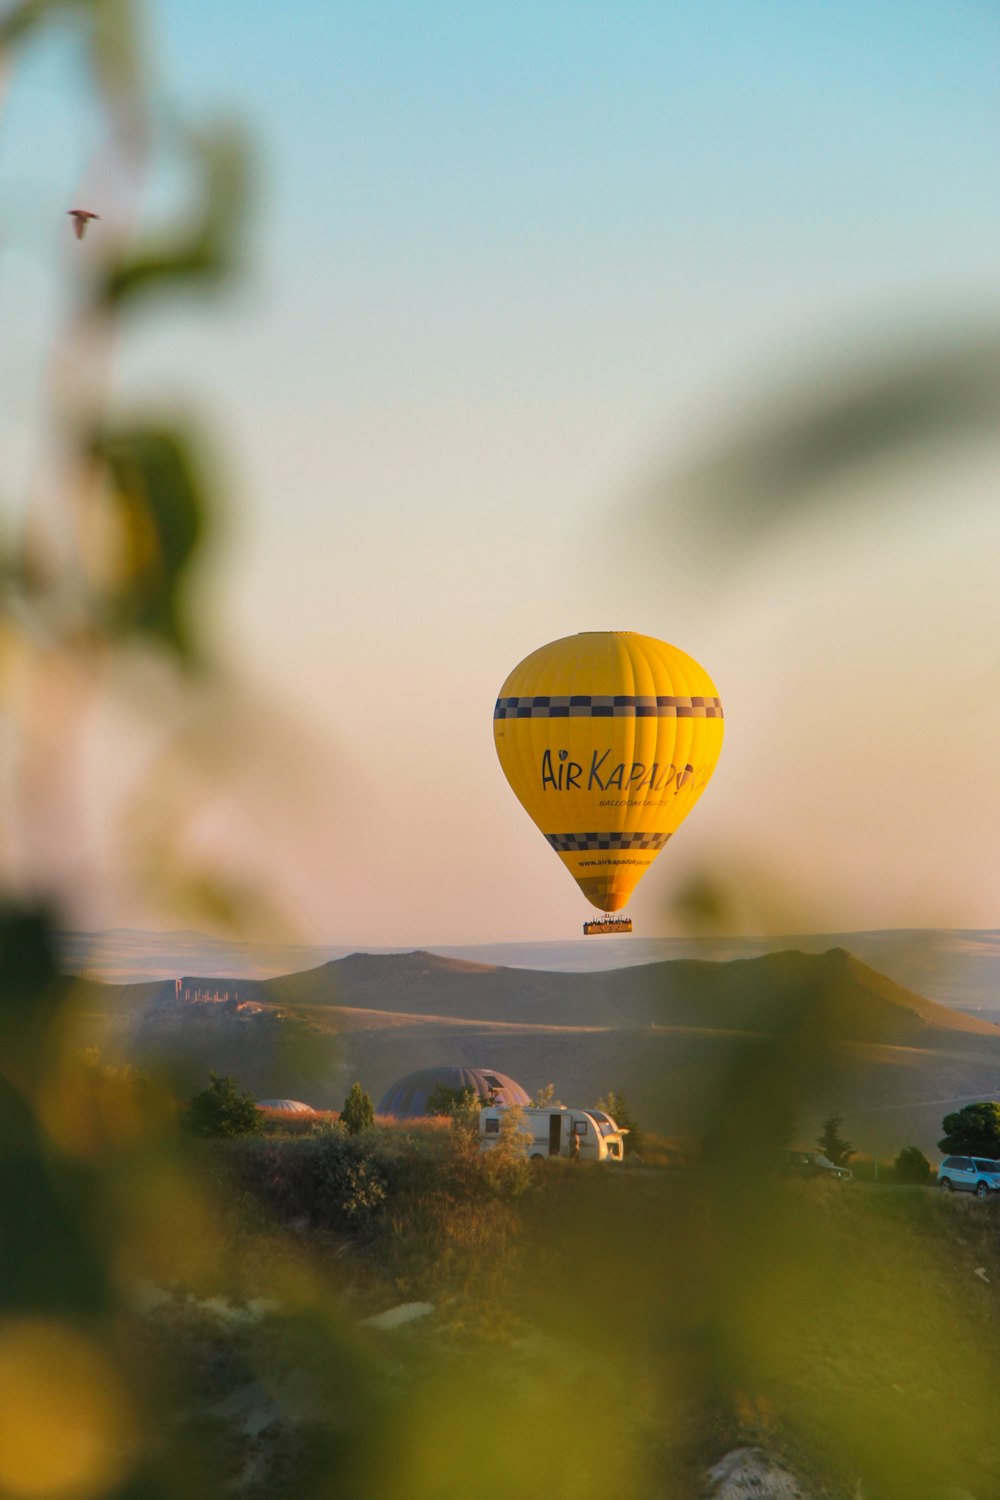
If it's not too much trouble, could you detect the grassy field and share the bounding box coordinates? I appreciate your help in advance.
[138,1118,1000,1499]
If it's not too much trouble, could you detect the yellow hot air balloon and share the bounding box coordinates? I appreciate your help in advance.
[493,631,723,920]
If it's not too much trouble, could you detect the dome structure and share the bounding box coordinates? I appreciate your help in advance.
[377,1066,529,1118]
[256,1098,314,1114]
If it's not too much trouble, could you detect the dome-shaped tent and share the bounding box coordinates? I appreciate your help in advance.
[255,1098,314,1114]
[377,1066,529,1119]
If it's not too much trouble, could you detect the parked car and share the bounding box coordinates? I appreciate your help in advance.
[778,1149,852,1182]
[938,1156,1000,1197]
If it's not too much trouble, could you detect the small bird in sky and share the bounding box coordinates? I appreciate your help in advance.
[67,209,100,240]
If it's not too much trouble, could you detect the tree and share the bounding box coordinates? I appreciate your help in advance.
[426,1082,478,1117]
[938,1102,1000,1159]
[480,1103,531,1195]
[894,1146,932,1185]
[448,1088,485,1139]
[186,1073,261,1137]
[597,1090,643,1156]
[531,1083,556,1107]
[340,1082,375,1135]
[816,1112,854,1167]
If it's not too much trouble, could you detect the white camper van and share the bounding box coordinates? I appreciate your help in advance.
[479,1104,627,1163]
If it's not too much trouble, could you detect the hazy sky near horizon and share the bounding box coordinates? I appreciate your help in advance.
[2,1,999,944]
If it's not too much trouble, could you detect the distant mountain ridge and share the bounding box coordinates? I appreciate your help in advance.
[60,927,1000,1015]
[261,946,1000,1046]
[69,944,1000,1153]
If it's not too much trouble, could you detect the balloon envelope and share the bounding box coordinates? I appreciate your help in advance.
[493,631,724,913]
[377,1067,530,1118]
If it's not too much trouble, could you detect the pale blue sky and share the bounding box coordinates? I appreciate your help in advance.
[3,1,999,941]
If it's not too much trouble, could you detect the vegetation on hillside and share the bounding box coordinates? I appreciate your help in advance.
[139,1114,1000,1499]
[816,1111,855,1167]
[938,1101,1000,1158]
[425,1081,480,1117]
[340,1081,376,1134]
[186,1073,263,1137]
[893,1146,932,1185]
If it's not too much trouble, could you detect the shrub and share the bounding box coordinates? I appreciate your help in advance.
[307,1134,387,1227]
[448,1087,485,1138]
[186,1073,261,1138]
[480,1103,532,1196]
[426,1082,479,1117]
[230,1133,389,1234]
[894,1146,932,1185]
[340,1081,375,1134]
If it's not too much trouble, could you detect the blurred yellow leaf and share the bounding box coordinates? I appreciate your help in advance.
[0,1319,135,1499]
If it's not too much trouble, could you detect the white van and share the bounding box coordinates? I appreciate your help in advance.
[479,1104,627,1162]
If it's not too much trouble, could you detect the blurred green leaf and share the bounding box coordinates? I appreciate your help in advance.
[665,326,1000,551]
[0,0,60,47]
[98,123,252,308]
[0,904,113,1314]
[670,871,739,932]
[87,0,144,105]
[89,422,209,659]
[0,903,66,1073]
[0,0,117,50]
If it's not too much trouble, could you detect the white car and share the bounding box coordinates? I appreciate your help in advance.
[938,1156,1000,1197]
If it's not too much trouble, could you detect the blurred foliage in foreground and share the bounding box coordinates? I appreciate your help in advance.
[6,905,1000,1499]
[4,2,1000,1497]
[653,323,1000,560]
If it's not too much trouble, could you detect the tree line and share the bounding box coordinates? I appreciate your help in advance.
[814,1102,1000,1185]
[188,1075,1000,1187]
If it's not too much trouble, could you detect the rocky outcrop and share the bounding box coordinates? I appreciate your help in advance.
[703,1448,811,1499]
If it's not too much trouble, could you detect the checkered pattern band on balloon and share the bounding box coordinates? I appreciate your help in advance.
[494,694,723,720]
[544,831,673,852]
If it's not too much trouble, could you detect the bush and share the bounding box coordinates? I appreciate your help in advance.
[480,1103,532,1196]
[186,1073,261,1138]
[894,1146,932,1185]
[230,1132,389,1235]
[307,1133,387,1227]
[340,1081,375,1134]
[448,1087,485,1138]
[426,1082,479,1118]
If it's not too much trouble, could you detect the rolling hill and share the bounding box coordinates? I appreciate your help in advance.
[59,928,1000,1017]
[263,946,1000,1042]
[70,947,1000,1155]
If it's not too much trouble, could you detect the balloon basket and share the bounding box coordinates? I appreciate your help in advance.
[582,916,633,936]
